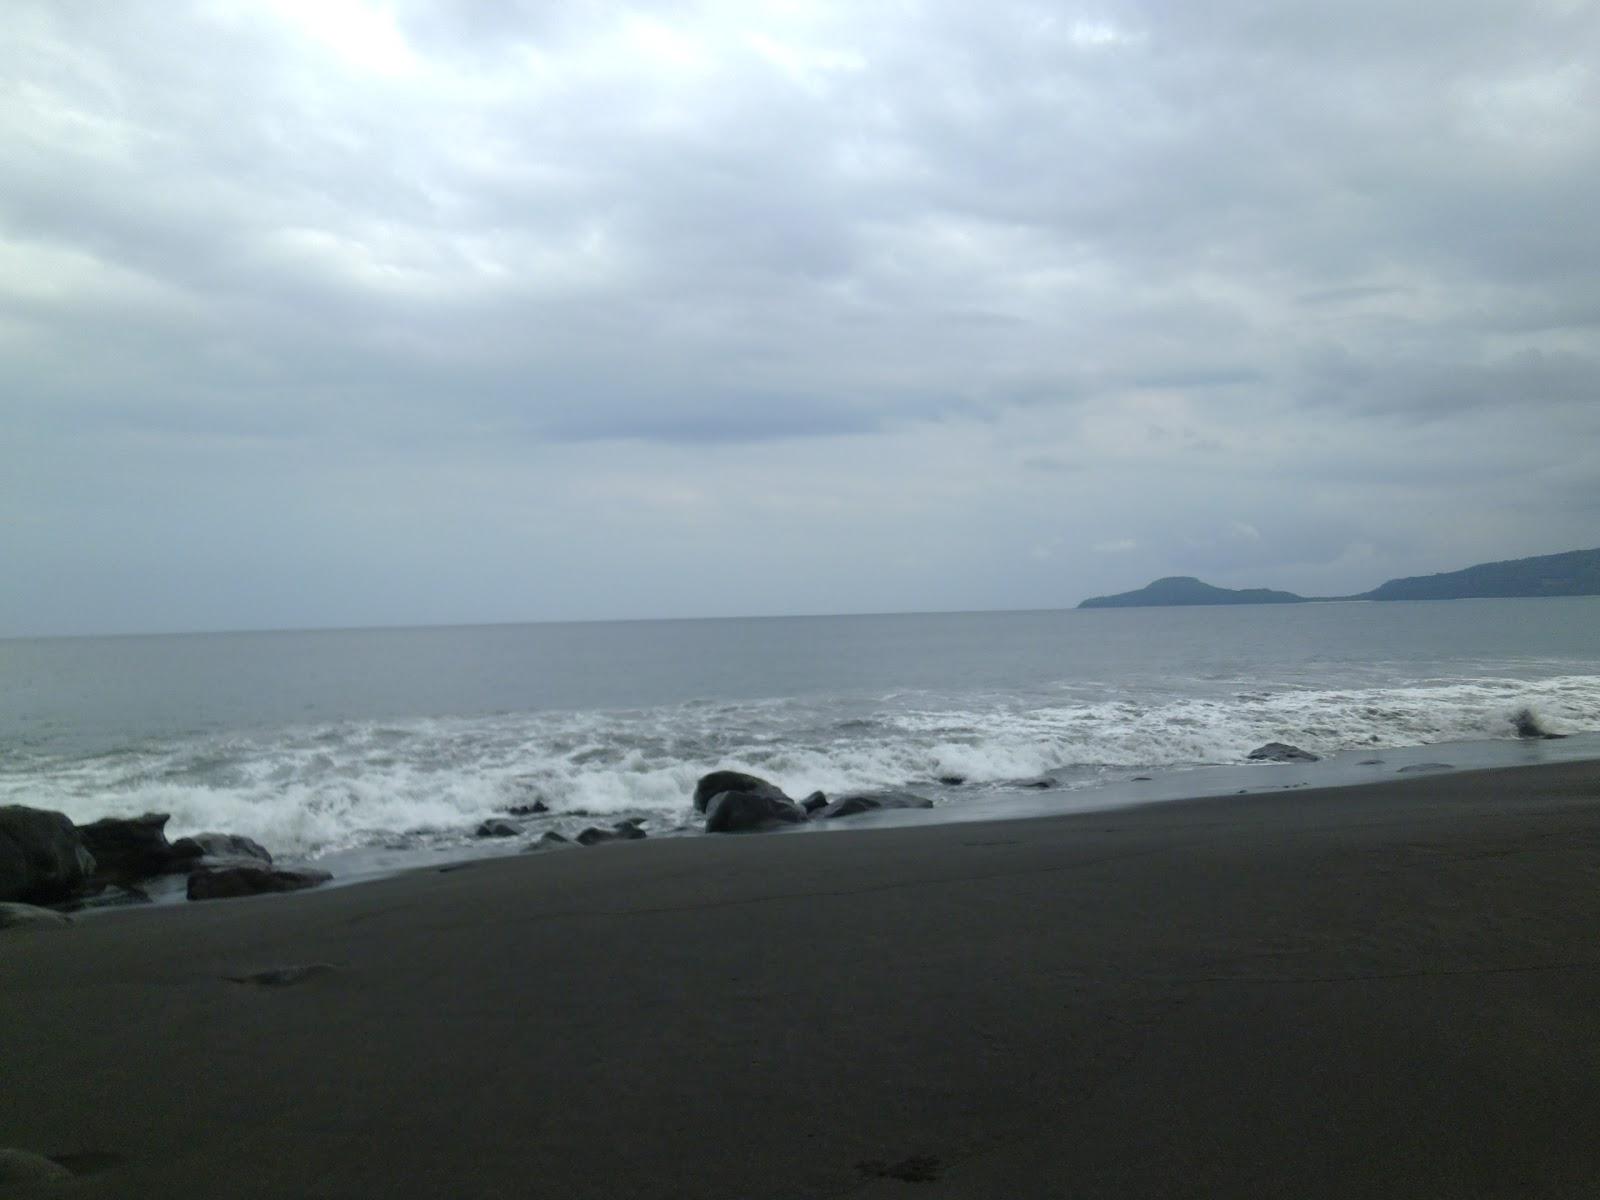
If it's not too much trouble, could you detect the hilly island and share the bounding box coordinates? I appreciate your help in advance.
[1078,546,1600,609]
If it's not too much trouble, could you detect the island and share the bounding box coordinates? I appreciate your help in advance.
[1078,546,1600,609]
[1078,576,1306,609]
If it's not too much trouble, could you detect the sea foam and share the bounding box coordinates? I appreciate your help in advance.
[2,674,1595,860]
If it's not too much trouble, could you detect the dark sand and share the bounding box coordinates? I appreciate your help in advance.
[5,761,1600,1198]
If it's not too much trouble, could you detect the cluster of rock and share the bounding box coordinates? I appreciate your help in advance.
[694,771,932,834]
[1246,742,1321,764]
[0,805,327,916]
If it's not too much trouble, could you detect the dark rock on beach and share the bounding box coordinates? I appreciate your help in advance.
[937,774,967,786]
[177,832,272,864]
[1012,776,1057,789]
[1247,742,1320,763]
[704,790,806,833]
[814,790,934,821]
[60,885,153,914]
[800,791,828,815]
[78,812,202,880]
[0,902,75,932]
[523,831,572,852]
[693,771,792,814]
[504,800,549,816]
[575,822,648,847]
[0,806,96,904]
[476,819,521,839]
[187,865,332,902]
[1512,707,1566,740]
[0,1148,75,1190]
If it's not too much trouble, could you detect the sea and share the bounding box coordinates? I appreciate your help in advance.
[3,598,1598,886]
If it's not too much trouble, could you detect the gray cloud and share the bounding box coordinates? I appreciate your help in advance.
[2,0,1597,634]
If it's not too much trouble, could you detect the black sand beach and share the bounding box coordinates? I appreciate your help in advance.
[5,760,1600,1198]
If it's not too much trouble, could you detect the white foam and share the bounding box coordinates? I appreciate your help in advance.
[3,675,1595,860]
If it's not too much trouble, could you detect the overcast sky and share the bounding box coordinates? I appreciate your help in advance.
[3,0,1597,636]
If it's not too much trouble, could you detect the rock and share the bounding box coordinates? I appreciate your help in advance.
[522,832,572,852]
[937,774,967,786]
[814,790,934,821]
[1358,759,1385,766]
[0,806,96,904]
[0,1148,74,1190]
[1247,742,1320,763]
[1511,707,1566,740]
[187,865,332,902]
[1398,762,1454,774]
[60,885,152,913]
[575,822,648,847]
[475,819,521,838]
[78,812,201,880]
[1012,776,1057,790]
[692,770,792,814]
[800,791,828,815]
[0,902,74,932]
[505,800,549,816]
[173,832,272,864]
[704,790,805,833]
[1132,776,1153,782]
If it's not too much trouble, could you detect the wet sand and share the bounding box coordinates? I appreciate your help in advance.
[4,760,1600,1198]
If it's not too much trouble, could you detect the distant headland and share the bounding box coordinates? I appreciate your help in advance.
[1078,547,1600,609]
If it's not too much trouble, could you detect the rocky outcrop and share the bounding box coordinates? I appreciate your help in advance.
[813,791,934,820]
[187,865,332,902]
[800,791,828,815]
[476,819,521,838]
[0,902,74,932]
[704,789,806,833]
[0,806,96,903]
[693,771,792,814]
[1247,742,1320,763]
[78,812,202,880]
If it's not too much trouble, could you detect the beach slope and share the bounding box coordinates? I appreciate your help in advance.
[4,761,1600,1198]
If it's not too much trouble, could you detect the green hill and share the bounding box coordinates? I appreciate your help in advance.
[1358,547,1600,601]
[1077,548,1600,609]
[1078,576,1307,609]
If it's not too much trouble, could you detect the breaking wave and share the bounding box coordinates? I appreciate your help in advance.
[3,674,1596,860]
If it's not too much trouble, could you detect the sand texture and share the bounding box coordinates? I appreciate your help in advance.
[4,761,1600,1198]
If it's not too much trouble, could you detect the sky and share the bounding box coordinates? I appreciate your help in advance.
[3,0,1597,636]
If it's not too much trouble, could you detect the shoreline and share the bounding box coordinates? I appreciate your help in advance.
[282,728,1600,897]
[40,728,1600,912]
[6,758,1600,1196]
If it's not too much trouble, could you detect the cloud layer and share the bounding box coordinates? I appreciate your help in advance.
[3,0,1597,634]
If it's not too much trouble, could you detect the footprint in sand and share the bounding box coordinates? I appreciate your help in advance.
[857,1155,943,1183]
[224,963,339,987]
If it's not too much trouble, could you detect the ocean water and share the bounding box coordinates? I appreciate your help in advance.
[2,598,1598,877]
